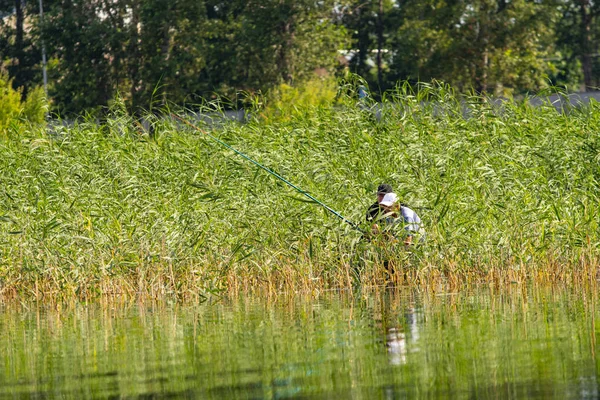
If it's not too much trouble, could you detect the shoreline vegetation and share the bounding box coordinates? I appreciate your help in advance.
[1,82,599,302]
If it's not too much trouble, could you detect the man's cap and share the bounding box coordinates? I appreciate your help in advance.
[376,184,393,194]
[380,192,398,207]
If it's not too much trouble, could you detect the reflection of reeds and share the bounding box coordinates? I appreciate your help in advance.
[3,284,595,398]
[1,83,599,301]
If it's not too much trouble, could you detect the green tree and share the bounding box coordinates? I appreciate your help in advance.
[342,0,396,92]
[206,0,347,97]
[0,0,45,98]
[40,0,347,114]
[387,0,559,95]
[127,0,206,109]
[43,0,120,114]
[554,0,600,91]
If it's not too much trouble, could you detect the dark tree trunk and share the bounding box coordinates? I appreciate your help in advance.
[354,5,370,77]
[159,20,171,105]
[128,0,141,109]
[477,46,489,94]
[474,3,489,94]
[277,19,294,84]
[579,0,593,91]
[376,0,383,89]
[14,0,26,96]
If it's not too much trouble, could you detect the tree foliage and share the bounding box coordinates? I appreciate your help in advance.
[37,0,347,114]
[0,0,597,115]
[0,72,46,133]
[374,0,560,95]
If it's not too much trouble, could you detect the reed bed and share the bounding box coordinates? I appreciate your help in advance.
[1,84,599,302]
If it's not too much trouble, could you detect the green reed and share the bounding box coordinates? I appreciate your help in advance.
[1,83,599,300]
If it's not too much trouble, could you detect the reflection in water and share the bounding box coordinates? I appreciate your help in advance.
[386,327,407,365]
[0,287,598,399]
[386,306,420,366]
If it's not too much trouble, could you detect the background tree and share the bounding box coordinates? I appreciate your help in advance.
[226,0,347,91]
[342,0,396,92]
[43,0,120,114]
[38,0,347,115]
[124,0,207,109]
[1,0,598,116]
[554,0,600,91]
[0,0,45,98]
[386,0,559,95]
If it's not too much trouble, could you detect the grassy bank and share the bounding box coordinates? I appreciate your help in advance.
[1,85,599,301]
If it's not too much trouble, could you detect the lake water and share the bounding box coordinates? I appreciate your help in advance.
[1,286,598,399]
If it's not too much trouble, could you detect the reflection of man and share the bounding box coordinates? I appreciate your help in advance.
[386,307,420,366]
[386,327,407,365]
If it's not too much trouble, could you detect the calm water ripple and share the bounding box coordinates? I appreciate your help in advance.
[0,286,598,399]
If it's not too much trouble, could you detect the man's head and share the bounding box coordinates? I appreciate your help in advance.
[376,184,393,203]
[380,192,398,209]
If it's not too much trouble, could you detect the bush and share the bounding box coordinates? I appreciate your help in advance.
[261,76,338,122]
[0,73,47,135]
[21,86,48,124]
[0,73,23,134]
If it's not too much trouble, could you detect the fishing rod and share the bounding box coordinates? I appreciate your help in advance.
[171,113,364,233]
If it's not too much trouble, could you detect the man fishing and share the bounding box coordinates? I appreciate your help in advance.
[366,184,424,246]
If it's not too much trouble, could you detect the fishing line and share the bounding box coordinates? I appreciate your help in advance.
[171,113,364,233]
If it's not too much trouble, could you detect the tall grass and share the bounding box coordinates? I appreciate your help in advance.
[1,82,599,301]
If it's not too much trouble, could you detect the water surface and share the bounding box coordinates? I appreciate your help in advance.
[1,286,598,399]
